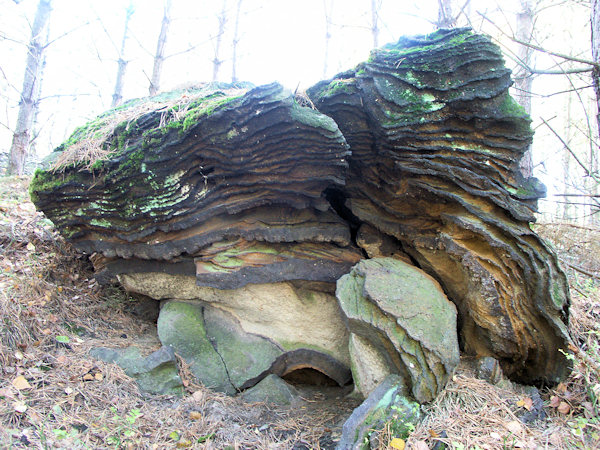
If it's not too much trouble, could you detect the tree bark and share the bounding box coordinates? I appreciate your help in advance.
[322,0,333,78]
[7,0,52,176]
[591,0,600,223]
[437,0,455,28]
[149,0,172,96]
[370,0,379,48]
[515,0,534,178]
[212,0,227,82]
[231,0,242,82]
[111,3,134,108]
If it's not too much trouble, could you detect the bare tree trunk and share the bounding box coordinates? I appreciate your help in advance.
[322,0,333,78]
[7,0,52,176]
[111,3,134,108]
[591,0,600,224]
[515,0,534,178]
[370,0,379,48]
[231,0,242,83]
[149,0,172,96]
[212,0,227,82]
[437,0,455,28]
[562,93,572,221]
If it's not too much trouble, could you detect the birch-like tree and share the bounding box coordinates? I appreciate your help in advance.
[212,0,228,81]
[515,0,535,178]
[149,0,172,96]
[111,2,134,108]
[7,0,52,175]
[231,0,243,82]
[437,0,456,28]
[322,0,334,78]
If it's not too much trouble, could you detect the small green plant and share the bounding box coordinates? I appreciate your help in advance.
[103,407,142,448]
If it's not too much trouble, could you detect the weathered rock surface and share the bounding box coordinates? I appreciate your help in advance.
[156,287,352,394]
[337,258,459,402]
[241,374,299,405]
[337,374,421,450]
[31,82,359,289]
[89,345,183,395]
[308,28,570,383]
[30,28,570,396]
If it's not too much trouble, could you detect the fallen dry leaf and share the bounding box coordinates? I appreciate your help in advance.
[556,382,568,394]
[505,420,523,434]
[13,401,27,413]
[557,401,570,415]
[12,375,31,390]
[191,390,203,402]
[389,438,405,450]
[412,440,429,450]
[549,395,561,408]
[517,396,534,411]
[189,411,202,420]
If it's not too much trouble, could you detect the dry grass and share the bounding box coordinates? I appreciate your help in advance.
[2,176,600,449]
[51,84,248,172]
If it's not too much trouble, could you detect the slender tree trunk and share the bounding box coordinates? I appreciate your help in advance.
[562,93,572,221]
[591,0,600,224]
[111,3,134,108]
[323,0,333,78]
[212,0,227,82]
[370,0,379,48]
[7,0,52,176]
[515,0,534,178]
[149,0,172,96]
[231,0,242,83]
[437,0,455,28]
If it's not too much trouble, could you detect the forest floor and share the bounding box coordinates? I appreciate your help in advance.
[0,174,599,449]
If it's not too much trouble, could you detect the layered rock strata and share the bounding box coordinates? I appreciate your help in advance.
[307,28,570,383]
[31,28,570,398]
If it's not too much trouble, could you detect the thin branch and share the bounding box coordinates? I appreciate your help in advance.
[44,21,91,48]
[540,117,600,185]
[559,258,600,279]
[0,32,27,46]
[553,193,600,198]
[478,11,598,68]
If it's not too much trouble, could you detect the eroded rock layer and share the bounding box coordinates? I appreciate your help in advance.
[307,28,569,383]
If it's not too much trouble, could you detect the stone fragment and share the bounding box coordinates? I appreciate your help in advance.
[337,258,459,402]
[337,375,421,450]
[475,356,503,384]
[156,301,234,394]
[89,345,183,395]
[240,374,298,405]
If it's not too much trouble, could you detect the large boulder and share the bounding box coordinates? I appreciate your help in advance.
[337,258,459,402]
[30,29,570,397]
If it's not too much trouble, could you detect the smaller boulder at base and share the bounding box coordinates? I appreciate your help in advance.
[240,374,299,405]
[337,374,421,450]
[89,345,183,396]
[336,257,459,402]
